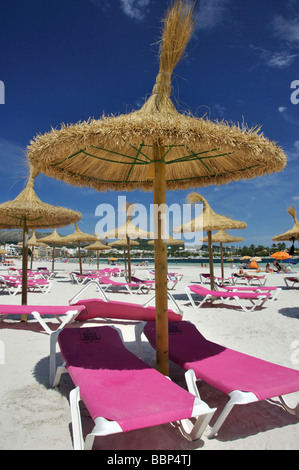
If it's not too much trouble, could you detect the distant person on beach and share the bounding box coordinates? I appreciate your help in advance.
[265,263,273,273]
[273,260,282,272]
[234,269,244,278]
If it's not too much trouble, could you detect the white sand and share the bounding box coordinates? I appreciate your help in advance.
[0,259,298,451]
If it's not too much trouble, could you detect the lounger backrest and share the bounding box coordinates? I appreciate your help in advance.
[72,298,182,322]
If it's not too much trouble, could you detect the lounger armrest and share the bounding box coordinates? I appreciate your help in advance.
[142,292,184,315]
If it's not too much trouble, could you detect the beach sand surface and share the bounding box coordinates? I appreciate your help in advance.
[0,259,298,450]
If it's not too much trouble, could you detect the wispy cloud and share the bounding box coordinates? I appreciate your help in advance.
[272,15,299,45]
[119,0,150,21]
[195,0,231,31]
[250,45,298,69]
[89,0,150,21]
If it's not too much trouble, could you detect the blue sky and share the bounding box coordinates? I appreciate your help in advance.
[0,0,298,247]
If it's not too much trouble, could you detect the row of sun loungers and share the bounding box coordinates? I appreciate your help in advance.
[185,284,282,312]
[0,275,52,296]
[1,290,299,449]
[1,267,298,449]
[200,273,267,286]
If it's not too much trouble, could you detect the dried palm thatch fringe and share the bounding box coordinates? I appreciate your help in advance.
[0,166,81,229]
[201,229,244,244]
[85,240,112,251]
[62,222,98,244]
[173,191,247,233]
[101,202,154,239]
[273,206,299,241]
[27,0,286,192]
[38,228,67,244]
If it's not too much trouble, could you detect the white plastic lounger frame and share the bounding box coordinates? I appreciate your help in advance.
[185,369,299,438]
[216,285,282,303]
[185,286,269,313]
[0,307,82,335]
[142,291,184,315]
[50,327,216,450]
[136,323,299,440]
[68,279,110,305]
[284,277,299,288]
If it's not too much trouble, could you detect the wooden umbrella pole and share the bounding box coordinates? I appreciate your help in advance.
[127,236,132,282]
[52,242,56,273]
[123,246,127,277]
[220,242,224,279]
[153,143,169,376]
[208,230,215,291]
[21,218,28,313]
[78,241,82,274]
[96,250,99,270]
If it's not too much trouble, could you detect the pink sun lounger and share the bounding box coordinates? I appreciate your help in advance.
[217,284,282,302]
[0,304,86,334]
[138,320,299,438]
[185,284,271,312]
[50,325,216,450]
[284,276,299,288]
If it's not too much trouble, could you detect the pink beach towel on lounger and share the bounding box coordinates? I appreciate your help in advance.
[72,298,182,322]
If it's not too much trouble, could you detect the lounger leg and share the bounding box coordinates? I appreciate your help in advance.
[31,311,53,335]
[207,390,258,438]
[70,387,85,450]
[278,396,299,416]
[185,370,257,438]
[50,329,67,386]
[135,322,146,359]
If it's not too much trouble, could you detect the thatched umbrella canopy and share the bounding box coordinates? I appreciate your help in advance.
[174,193,247,289]
[62,222,98,274]
[27,1,286,375]
[101,204,153,282]
[201,229,244,278]
[109,238,139,277]
[18,229,47,270]
[0,167,81,307]
[38,228,67,272]
[85,240,112,270]
[148,236,184,246]
[273,207,299,242]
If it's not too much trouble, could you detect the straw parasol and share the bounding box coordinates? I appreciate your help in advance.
[18,229,47,270]
[38,228,68,272]
[201,229,244,278]
[109,238,139,277]
[62,222,98,274]
[101,203,154,282]
[85,240,112,270]
[272,206,299,256]
[0,166,81,307]
[174,193,247,289]
[27,1,286,375]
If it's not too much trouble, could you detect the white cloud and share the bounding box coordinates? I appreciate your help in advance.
[119,0,150,21]
[285,141,299,161]
[250,45,297,69]
[195,0,231,31]
[272,15,299,45]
